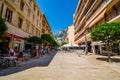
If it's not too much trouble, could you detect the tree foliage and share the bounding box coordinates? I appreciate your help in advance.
[61,42,68,46]
[41,34,58,46]
[27,36,42,44]
[91,22,120,62]
[0,17,8,37]
[91,22,120,43]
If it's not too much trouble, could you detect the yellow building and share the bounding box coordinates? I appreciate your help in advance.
[74,0,120,53]
[41,14,52,35]
[0,0,52,53]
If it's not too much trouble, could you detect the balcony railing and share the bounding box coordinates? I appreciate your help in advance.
[105,7,120,21]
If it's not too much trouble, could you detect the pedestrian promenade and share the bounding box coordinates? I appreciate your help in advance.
[0,51,120,80]
[0,51,57,76]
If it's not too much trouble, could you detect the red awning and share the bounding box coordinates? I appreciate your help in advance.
[4,33,24,40]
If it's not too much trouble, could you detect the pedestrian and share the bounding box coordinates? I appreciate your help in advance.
[17,52,23,62]
[9,48,16,57]
[34,49,39,58]
[40,48,44,56]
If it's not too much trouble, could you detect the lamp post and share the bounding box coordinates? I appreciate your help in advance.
[85,31,88,55]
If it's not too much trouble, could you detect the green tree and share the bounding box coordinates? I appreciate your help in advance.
[61,42,68,46]
[41,34,58,47]
[0,17,8,37]
[91,22,120,62]
[27,36,42,44]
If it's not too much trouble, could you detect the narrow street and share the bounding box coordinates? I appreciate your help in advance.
[0,51,120,80]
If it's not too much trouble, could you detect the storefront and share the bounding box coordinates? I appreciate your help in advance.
[3,33,24,53]
[13,35,24,53]
[0,37,10,54]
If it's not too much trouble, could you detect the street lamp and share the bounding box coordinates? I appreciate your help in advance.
[85,31,88,55]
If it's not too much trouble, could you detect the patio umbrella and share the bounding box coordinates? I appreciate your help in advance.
[62,44,71,47]
[72,44,79,47]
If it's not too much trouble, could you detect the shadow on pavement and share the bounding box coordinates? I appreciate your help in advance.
[0,51,57,76]
[96,57,120,62]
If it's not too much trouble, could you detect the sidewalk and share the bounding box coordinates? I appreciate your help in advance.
[0,51,57,76]
[0,51,120,80]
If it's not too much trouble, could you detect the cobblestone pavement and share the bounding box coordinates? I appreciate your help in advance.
[0,51,120,80]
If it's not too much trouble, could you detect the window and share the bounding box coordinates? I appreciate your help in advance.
[20,1,24,11]
[12,0,15,2]
[0,4,4,16]
[27,8,30,18]
[33,14,35,22]
[29,0,32,5]
[37,20,38,26]
[104,0,109,2]
[18,17,23,28]
[5,8,13,23]
[36,30,38,36]
[42,29,45,33]
[37,10,39,16]
[32,27,34,34]
[26,23,30,33]
[34,5,36,11]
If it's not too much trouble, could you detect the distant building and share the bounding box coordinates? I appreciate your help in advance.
[67,25,75,46]
[62,25,75,46]
[74,0,120,53]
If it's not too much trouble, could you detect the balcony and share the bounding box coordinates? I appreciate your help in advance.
[106,6,120,22]
[86,1,107,27]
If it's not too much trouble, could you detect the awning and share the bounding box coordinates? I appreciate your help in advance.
[80,44,86,47]
[91,41,104,46]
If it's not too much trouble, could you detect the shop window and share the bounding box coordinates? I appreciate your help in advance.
[5,8,13,23]
[14,43,20,53]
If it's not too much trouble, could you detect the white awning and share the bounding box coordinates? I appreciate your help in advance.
[6,22,31,38]
[80,44,86,47]
[91,41,104,46]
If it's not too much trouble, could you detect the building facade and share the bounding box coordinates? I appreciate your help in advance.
[74,0,120,54]
[41,14,52,35]
[66,25,75,46]
[0,0,52,53]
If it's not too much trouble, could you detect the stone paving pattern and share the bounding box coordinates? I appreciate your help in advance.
[0,51,120,80]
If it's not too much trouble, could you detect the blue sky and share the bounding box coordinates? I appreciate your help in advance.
[36,0,79,35]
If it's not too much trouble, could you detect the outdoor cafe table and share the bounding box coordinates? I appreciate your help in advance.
[1,56,17,67]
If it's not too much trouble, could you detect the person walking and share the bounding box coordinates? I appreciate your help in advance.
[34,49,39,58]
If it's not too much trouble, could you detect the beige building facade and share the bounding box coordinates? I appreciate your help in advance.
[41,14,52,35]
[67,25,75,46]
[74,0,120,53]
[62,25,75,46]
[0,0,52,52]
